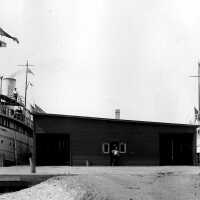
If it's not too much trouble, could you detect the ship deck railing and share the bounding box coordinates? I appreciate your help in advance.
[0,105,33,129]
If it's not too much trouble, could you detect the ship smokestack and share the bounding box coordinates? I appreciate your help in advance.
[2,77,16,98]
[115,109,120,119]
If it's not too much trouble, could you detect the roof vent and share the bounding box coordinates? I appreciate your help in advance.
[115,109,120,119]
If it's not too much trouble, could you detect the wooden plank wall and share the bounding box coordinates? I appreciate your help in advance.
[35,115,196,166]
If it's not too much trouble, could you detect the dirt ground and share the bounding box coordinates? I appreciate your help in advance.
[0,166,200,200]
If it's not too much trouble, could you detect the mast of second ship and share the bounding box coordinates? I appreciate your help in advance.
[18,60,34,108]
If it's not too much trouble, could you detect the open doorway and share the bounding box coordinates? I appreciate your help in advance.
[159,134,193,165]
[36,134,70,166]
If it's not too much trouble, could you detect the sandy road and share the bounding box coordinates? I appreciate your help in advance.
[0,166,200,200]
[68,172,200,200]
[94,172,200,199]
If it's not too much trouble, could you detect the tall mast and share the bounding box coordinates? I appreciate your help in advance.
[25,61,28,108]
[0,76,3,94]
[17,60,34,108]
[198,63,200,111]
[189,62,200,123]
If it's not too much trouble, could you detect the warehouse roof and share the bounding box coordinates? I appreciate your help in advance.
[33,112,199,128]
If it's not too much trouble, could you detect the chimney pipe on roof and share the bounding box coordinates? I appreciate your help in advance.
[115,109,120,119]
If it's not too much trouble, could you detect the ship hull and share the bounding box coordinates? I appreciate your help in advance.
[0,125,33,166]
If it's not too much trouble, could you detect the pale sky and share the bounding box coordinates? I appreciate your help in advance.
[0,0,199,124]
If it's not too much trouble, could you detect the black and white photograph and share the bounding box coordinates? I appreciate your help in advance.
[0,0,200,199]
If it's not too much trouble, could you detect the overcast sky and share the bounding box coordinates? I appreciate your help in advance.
[0,0,199,124]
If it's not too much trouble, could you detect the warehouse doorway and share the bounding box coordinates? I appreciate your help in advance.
[36,134,70,165]
[159,134,193,165]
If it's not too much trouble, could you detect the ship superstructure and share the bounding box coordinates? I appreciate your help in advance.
[0,77,33,166]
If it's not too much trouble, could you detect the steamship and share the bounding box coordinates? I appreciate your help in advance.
[0,77,33,166]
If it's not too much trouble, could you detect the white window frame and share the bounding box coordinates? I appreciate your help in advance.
[102,143,110,154]
[119,142,127,153]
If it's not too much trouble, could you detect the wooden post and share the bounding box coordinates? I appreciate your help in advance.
[193,129,198,165]
[14,131,17,165]
[31,114,36,173]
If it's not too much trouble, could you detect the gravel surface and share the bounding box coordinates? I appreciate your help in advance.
[0,166,200,200]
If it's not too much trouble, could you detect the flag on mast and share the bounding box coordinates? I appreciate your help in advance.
[0,27,19,43]
[194,107,199,120]
[0,40,6,47]
[27,68,34,75]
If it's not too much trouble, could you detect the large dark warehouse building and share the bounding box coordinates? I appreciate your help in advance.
[33,113,199,166]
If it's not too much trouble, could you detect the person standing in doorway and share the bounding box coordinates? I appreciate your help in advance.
[110,145,120,166]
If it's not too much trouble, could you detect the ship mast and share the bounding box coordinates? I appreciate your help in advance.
[0,27,19,46]
[190,63,200,124]
[17,60,34,108]
[0,76,3,94]
[198,64,200,112]
[0,27,19,92]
